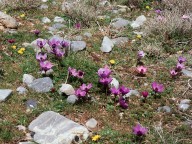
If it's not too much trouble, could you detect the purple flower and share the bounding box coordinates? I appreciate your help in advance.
[40,61,53,72]
[119,97,128,109]
[182,15,190,20]
[138,51,145,59]
[110,87,120,95]
[151,82,164,93]
[68,67,78,77]
[176,63,185,71]
[75,23,81,29]
[33,29,40,36]
[170,69,178,77]
[36,52,47,62]
[141,91,149,98]
[75,88,87,97]
[178,56,186,64]
[61,41,69,48]
[48,39,60,48]
[8,39,15,43]
[37,39,47,49]
[119,85,130,95]
[97,66,111,78]
[80,83,92,92]
[77,70,84,79]
[99,77,112,86]
[133,124,148,136]
[51,47,65,58]
[155,9,162,14]
[137,66,147,75]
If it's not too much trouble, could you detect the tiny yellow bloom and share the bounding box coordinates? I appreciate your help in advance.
[18,50,23,54]
[12,45,17,49]
[20,14,25,18]
[146,6,150,10]
[4,11,7,14]
[109,59,115,64]
[92,135,101,141]
[136,34,142,39]
[20,47,25,51]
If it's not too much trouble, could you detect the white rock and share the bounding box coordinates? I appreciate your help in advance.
[131,15,147,28]
[71,41,86,52]
[0,11,18,28]
[23,74,35,86]
[54,16,65,23]
[110,78,119,88]
[179,104,190,111]
[100,36,114,52]
[99,0,111,6]
[42,0,48,2]
[16,125,26,131]
[112,37,129,46]
[123,89,139,98]
[39,4,48,9]
[16,86,28,95]
[28,111,89,144]
[111,18,130,29]
[180,99,191,104]
[42,17,51,23]
[0,89,12,102]
[59,84,75,95]
[182,69,192,77]
[84,32,92,38]
[19,142,35,144]
[85,118,98,129]
[67,95,78,104]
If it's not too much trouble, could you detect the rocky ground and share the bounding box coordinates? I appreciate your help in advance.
[0,0,192,144]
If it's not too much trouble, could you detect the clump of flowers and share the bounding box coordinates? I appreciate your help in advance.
[36,52,47,62]
[98,65,112,87]
[109,59,115,65]
[68,67,84,79]
[133,124,148,136]
[137,66,147,76]
[40,60,54,72]
[17,48,25,54]
[170,56,186,78]
[75,83,92,100]
[37,39,47,49]
[92,134,101,142]
[151,82,164,94]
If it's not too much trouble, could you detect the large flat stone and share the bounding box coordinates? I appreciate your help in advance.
[29,111,89,144]
[0,89,12,102]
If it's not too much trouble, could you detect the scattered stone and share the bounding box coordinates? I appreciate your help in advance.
[100,36,114,52]
[28,77,53,93]
[39,4,48,9]
[16,125,26,131]
[0,11,18,29]
[124,89,139,98]
[59,84,75,95]
[67,95,78,104]
[19,142,35,144]
[23,74,35,86]
[17,86,28,95]
[182,69,192,77]
[179,99,191,111]
[111,18,130,29]
[26,99,37,109]
[85,118,98,129]
[28,111,89,144]
[157,106,171,113]
[54,16,65,23]
[42,0,48,2]
[0,89,12,102]
[99,0,111,6]
[41,17,51,23]
[110,78,119,89]
[74,35,83,41]
[112,37,129,46]
[131,15,147,28]
[84,32,92,38]
[61,1,73,12]
[52,23,65,29]
[180,99,191,104]
[71,41,86,52]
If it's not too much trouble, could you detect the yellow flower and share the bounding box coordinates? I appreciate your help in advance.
[92,135,101,141]
[4,11,7,14]
[136,34,142,39]
[146,6,150,10]
[20,14,25,18]
[109,59,115,64]
[20,47,25,51]
[18,50,23,54]
[12,45,17,49]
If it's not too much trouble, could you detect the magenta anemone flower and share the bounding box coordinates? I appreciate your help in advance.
[7,39,15,43]
[37,39,47,49]
[99,77,113,86]
[77,70,84,79]
[80,83,92,92]
[141,91,149,98]
[33,29,40,36]
[51,47,65,58]
[48,39,60,48]
[61,41,69,48]
[119,85,130,95]
[119,97,128,109]
[182,15,190,20]
[68,67,78,77]
[176,63,185,71]
[137,51,145,59]
[170,69,178,77]
[75,88,87,97]
[151,82,164,93]
[36,52,47,62]
[97,66,111,78]
[75,23,81,29]
[110,87,120,95]
[178,56,186,64]
[40,61,53,72]
[155,9,162,14]
[133,124,148,136]
[137,66,147,75]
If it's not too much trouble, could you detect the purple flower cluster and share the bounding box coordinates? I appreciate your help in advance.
[170,56,186,78]
[68,67,84,79]
[75,83,92,98]
[97,65,112,86]
[151,82,164,93]
[133,124,148,136]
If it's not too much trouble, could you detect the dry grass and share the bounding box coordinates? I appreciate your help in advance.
[0,0,41,10]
